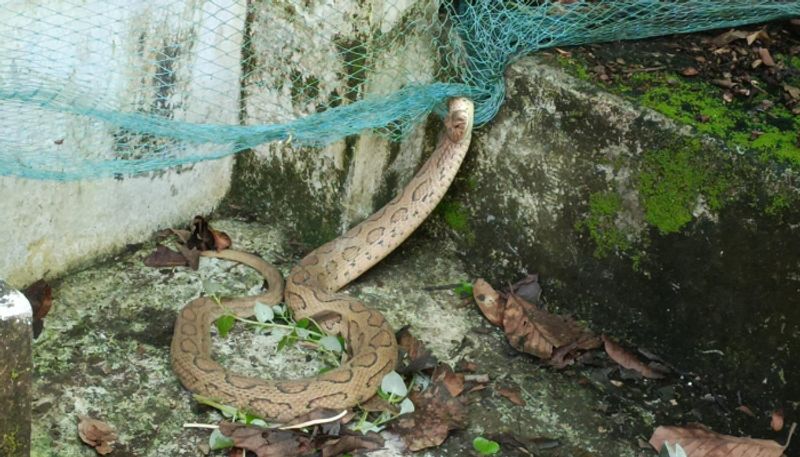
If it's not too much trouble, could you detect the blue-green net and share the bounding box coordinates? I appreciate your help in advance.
[1,1,797,180]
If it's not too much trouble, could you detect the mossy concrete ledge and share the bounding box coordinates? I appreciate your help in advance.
[0,280,32,457]
[440,56,800,419]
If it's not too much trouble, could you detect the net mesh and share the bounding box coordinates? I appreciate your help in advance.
[0,0,797,180]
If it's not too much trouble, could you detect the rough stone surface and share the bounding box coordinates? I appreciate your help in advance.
[0,281,32,457]
[224,0,439,244]
[31,219,646,456]
[0,0,243,286]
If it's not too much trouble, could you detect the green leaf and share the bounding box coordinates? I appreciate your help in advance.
[272,304,286,317]
[319,335,343,353]
[296,318,310,329]
[454,280,474,297]
[380,371,408,398]
[254,301,274,323]
[209,429,234,450]
[399,397,415,415]
[473,436,500,455]
[215,315,235,337]
[277,331,297,351]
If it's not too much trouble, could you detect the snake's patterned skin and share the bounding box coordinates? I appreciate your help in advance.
[170,98,474,422]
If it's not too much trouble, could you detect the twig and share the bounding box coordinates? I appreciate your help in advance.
[182,423,219,429]
[464,373,490,383]
[623,65,667,74]
[784,422,797,450]
[278,410,348,430]
[421,283,462,291]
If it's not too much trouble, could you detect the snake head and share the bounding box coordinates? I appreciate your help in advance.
[445,98,474,143]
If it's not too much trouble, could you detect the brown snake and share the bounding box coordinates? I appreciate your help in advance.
[170,97,474,422]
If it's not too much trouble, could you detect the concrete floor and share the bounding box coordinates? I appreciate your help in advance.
[31,219,651,457]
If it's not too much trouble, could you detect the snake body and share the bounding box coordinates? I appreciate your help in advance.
[171,98,474,422]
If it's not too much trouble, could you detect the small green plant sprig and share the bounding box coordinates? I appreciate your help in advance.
[351,370,416,433]
[200,282,416,436]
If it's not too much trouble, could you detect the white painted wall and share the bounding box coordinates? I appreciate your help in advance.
[0,0,246,286]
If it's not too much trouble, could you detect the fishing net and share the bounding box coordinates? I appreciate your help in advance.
[1,0,797,180]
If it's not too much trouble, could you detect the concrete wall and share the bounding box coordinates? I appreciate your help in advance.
[0,1,244,286]
[224,0,440,243]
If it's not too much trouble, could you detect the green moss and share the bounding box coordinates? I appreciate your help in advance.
[437,200,476,245]
[1,430,21,456]
[578,191,632,257]
[608,71,800,166]
[638,140,730,234]
[555,55,592,81]
[441,201,469,232]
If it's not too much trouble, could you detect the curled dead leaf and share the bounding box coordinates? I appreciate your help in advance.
[649,424,786,457]
[143,244,188,268]
[503,294,599,362]
[77,416,117,455]
[473,279,504,326]
[602,335,666,379]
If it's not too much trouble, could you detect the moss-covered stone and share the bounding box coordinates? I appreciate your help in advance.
[577,191,632,256]
[638,139,731,234]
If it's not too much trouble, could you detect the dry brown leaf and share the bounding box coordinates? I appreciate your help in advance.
[649,424,785,457]
[711,29,749,46]
[496,385,526,406]
[218,422,313,457]
[23,279,52,320]
[143,244,189,268]
[396,326,438,374]
[602,335,665,379]
[503,294,599,361]
[783,84,800,100]
[211,228,232,252]
[77,416,117,455]
[771,408,784,432]
[433,364,465,397]
[187,215,232,252]
[391,378,467,451]
[681,67,699,76]
[509,274,541,305]
[758,48,775,67]
[746,30,770,45]
[319,432,384,457]
[473,279,504,326]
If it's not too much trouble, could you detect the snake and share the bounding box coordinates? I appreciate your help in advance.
[170,97,474,422]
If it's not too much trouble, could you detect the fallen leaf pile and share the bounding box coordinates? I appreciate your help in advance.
[218,421,384,457]
[473,279,600,367]
[144,215,231,270]
[77,416,117,455]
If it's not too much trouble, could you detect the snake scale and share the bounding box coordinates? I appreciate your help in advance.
[171,97,474,422]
